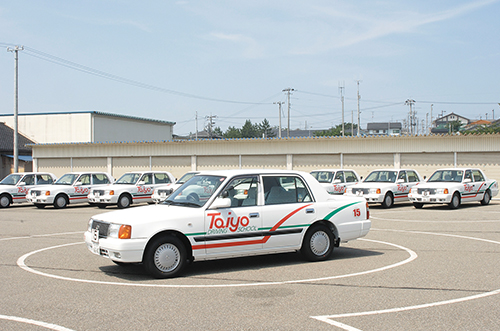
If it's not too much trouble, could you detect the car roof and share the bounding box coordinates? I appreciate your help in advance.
[192,169,310,177]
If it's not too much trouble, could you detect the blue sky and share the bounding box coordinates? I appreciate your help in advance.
[1,0,499,136]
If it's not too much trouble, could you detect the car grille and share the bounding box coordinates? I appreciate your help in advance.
[417,188,436,195]
[157,189,170,194]
[352,188,370,194]
[93,190,105,195]
[91,220,109,239]
[30,190,41,196]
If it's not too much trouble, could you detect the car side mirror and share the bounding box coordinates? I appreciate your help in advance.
[211,197,231,209]
[396,179,404,183]
[333,179,341,184]
[137,181,145,186]
[464,178,471,183]
[75,182,82,186]
[18,182,26,186]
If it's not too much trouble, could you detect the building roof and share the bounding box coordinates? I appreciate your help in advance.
[367,122,402,130]
[0,111,176,126]
[0,122,34,154]
[434,112,470,123]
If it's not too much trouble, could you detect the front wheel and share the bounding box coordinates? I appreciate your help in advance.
[481,190,491,206]
[0,194,11,208]
[381,192,394,208]
[34,203,46,209]
[413,202,424,209]
[143,235,187,278]
[54,195,68,209]
[301,224,334,262]
[117,194,131,209]
[448,192,461,209]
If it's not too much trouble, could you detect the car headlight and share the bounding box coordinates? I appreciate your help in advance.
[345,188,352,194]
[436,188,448,194]
[370,188,381,194]
[88,219,93,232]
[410,187,417,193]
[108,223,132,239]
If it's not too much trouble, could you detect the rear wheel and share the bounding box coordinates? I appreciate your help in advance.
[301,224,334,261]
[381,192,394,208]
[0,194,11,208]
[144,235,187,278]
[54,194,68,209]
[117,194,131,209]
[480,190,491,206]
[448,192,461,209]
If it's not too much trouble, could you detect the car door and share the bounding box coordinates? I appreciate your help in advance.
[16,174,35,202]
[204,175,263,257]
[135,173,155,201]
[261,175,315,251]
[73,174,91,202]
[470,169,487,201]
[332,171,346,194]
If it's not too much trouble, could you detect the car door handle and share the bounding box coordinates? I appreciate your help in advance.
[306,208,315,214]
[249,213,259,218]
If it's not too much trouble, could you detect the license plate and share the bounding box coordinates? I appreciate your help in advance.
[91,229,99,243]
[422,197,430,202]
[95,192,100,197]
[91,242,100,254]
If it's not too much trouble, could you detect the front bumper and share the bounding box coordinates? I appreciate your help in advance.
[84,231,147,263]
[88,194,119,204]
[408,193,452,204]
[344,192,384,203]
[27,195,54,204]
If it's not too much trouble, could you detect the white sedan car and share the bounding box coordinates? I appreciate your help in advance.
[344,169,422,208]
[88,171,176,208]
[408,168,499,209]
[84,170,371,278]
[28,172,113,209]
[310,169,360,194]
[0,172,56,208]
[151,171,200,203]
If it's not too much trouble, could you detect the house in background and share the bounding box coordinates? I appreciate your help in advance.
[0,111,176,144]
[366,122,402,136]
[0,122,34,178]
[431,112,470,134]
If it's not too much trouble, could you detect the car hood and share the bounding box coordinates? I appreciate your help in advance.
[414,182,459,189]
[90,203,201,226]
[352,182,396,188]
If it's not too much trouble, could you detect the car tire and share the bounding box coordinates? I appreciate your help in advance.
[144,235,187,278]
[54,194,68,209]
[448,192,461,209]
[413,202,424,209]
[480,190,491,206]
[381,192,394,208]
[0,194,11,208]
[97,204,107,209]
[117,194,131,209]
[34,203,46,209]
[301,224,334,262]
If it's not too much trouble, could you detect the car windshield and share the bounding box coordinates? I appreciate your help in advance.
[54,173,79,185]
[428,170,463,183]
[163,175,225,207]
[364,170,397,183]
[0,174,23,185]
[310,171,334,183]
[116,173,141,184]
[177,172,198,184]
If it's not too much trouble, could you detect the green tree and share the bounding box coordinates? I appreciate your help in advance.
[445,120,462,133]
[256,119,275,138]
[314,123,357,137]
[224,126,242,138]
[240,120,257,138]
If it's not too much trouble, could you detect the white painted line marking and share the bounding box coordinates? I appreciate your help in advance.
[16,238,417,288]
[311,229,500,330]
[371,216,500,223]
[0,314,75,331]
[0,232,82,241]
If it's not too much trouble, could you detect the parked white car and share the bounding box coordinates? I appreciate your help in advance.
[84,169,371,278]
[0,172,57,208]
[310,169,360,194]
[344,168,422,208]
[408,168,498,209]
[27,172,113,209]
[88,171,176,209]
[151,171,200,203]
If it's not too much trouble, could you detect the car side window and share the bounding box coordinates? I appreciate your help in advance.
[78,174,91,185]
[223,176,258,208]
[154,173,172,184]
[22,175,35,185]
[36,174,54,185]
[334,171,345,183]
[92,174,110,185]
[264,175,312,205]
[344,171,358,182]
[471,170,484,182]
[141,173,153,185]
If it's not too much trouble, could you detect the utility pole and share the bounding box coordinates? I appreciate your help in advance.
[351,110,354,136]
[356,80,361,137]
[339,82,345,137]
[430,104,433,134]
[7,45,24,173]
[405,99,416,135]
[205,114,217,138]
[282,88,294,138]
[273,101,284,138]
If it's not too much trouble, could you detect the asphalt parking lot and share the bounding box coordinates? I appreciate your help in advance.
[1,200,500,331]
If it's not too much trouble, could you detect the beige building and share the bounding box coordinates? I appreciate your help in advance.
[0,111,175,144]
[30,133,500,181]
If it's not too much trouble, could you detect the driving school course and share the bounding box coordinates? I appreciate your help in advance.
[1,200,500,331]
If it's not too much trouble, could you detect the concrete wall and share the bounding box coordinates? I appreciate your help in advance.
[31,134,500,181]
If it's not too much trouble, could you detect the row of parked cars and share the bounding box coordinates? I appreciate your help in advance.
[0,167,498,210]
